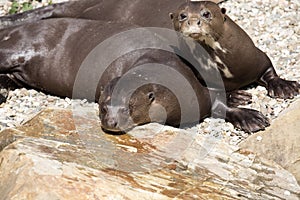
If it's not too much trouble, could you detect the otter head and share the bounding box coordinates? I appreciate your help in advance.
[170,1,227,48]
[99,77,179,133]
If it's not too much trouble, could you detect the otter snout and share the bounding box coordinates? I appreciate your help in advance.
[177,14,202,38]
[99,104,133,133]
[186,18,202,38]
[106,117,118,129]
[187,18,201,26]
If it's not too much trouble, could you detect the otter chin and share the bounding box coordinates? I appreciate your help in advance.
[99,114,136,134]
[189,33,202,39]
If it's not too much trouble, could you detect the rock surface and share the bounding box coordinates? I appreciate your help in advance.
[240,99,300,185]
[0,107,300,199]
[0,0,300,199]
[1,0,299,145]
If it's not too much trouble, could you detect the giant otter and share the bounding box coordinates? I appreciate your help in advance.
[169,1,299,98]
[0,0,189,29]
[0,0,297,100]
[0,18,269,132]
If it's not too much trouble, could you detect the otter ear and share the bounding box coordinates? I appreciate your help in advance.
[221,8,226,15]
[221,7,227,21]
[147,92,155,103]
[169,12,174,20]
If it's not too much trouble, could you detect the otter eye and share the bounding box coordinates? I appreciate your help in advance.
[179,13,188,21]
[122,107,130,114]
[148,92,155,102]
[202,11,211,19]
[100,105,107,114]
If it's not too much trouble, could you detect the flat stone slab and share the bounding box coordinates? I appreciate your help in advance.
[240,99,300,185]
[0,106,299,199]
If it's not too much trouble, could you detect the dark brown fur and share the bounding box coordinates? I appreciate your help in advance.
[1,0,297,100]
[0,18,269,132]
[170,1,299,98]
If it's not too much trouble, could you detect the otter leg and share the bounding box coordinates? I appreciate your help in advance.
[258,67,299,99]
[0,0,100,30]
[0,4,60,30]
[0,50,23,73]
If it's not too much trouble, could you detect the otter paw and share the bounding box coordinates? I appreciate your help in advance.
[268,78,299,99]
[226,108,270,133]
[227,90,252,107]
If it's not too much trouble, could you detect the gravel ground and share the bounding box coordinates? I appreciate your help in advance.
[0,0,299,145]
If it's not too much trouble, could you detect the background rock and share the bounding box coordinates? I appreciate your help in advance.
[0,108,299,199]
[240,100,300,185]
[0,0,300,198]
[1,0,299,145]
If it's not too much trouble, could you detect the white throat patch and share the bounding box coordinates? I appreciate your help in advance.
[198,35,227,54]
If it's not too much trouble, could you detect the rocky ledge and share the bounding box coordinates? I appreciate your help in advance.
[0,0,300,199]
[0,0,299,145]
[0,102,300,199]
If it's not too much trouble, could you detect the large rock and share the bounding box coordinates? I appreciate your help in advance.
[240,99,300,185]
[0,106,299,199]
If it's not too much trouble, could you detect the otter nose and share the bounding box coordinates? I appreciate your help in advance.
[187,19,201,26]
[107,118,118,128]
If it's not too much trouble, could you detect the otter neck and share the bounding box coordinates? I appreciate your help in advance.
[196,34,226,54]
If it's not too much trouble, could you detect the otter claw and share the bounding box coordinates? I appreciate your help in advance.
[227,90,252,107]
[226,107,270,133]
[268,78,299,99]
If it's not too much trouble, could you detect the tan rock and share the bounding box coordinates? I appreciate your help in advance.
[240,99,300,184]
[0,108,299,199]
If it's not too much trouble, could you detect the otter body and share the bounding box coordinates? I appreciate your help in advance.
[0,0,185,29]
[170,1,299,98]
[0,18,136,98]
[0,18,269,132]
[1,0,298,99]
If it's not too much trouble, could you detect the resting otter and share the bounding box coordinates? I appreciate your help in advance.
[0,18,269,132]
[0,0,225,30]
[0,0,297,100]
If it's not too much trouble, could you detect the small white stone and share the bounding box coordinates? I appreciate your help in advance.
[256,136,263,141]
[284,190,291,196]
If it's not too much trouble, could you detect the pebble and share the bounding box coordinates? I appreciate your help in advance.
[256,136,263,142]
[0,0,299,146]
[284,190,291,196]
